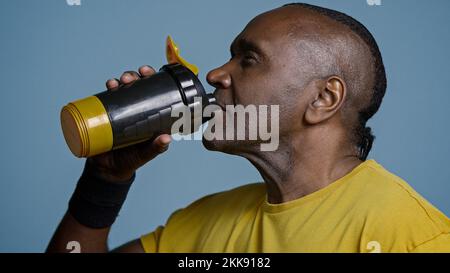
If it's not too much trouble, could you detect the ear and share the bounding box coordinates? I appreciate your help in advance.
[304,76,346,125]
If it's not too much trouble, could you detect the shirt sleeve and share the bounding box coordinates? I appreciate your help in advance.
[411,233,450,253]
[139,208,185,253]
[140,226,164,253]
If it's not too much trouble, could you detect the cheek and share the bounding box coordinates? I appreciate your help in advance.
[233,75,276,106]
[235,87,266,106]
[232,60,301,107]
[265,82,310,133]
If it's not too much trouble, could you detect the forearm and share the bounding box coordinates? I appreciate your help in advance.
[46,160,134,253]
[46,212,110,253]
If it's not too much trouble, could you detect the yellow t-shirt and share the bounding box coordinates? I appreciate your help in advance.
[140,160,450,253]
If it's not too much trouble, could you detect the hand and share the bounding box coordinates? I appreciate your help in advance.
[88,65,172,183]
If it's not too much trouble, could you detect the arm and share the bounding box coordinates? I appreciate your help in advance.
[46,66,170,253]
[47,212,146,253]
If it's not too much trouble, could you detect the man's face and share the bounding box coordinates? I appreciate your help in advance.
[202,7,324,154]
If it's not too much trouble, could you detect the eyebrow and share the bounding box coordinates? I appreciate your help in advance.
[230,37,267,59]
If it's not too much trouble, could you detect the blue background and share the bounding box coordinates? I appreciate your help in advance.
[1,0,449,252]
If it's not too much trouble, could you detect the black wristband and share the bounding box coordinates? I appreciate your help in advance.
[68,161,135,229]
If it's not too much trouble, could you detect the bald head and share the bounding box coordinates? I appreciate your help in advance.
[247,3,386,158]
[205,3,386,160]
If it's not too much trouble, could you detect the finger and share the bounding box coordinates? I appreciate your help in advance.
[138,65,156,77]
[111,133,172,173]
[106,78,120,89]
[135,134,172,162]
[154,134,172,148]
[120,71,140,84]
[148,134,172,154]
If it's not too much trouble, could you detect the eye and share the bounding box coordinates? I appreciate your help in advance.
[240,53,258,67]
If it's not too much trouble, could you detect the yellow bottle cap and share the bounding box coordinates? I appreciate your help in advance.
[166,35,199,75]
[60,96,113,157]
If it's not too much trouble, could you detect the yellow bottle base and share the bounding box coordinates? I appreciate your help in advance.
[60,96,113,157]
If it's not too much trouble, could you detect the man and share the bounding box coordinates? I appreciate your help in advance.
[47,3,450,253]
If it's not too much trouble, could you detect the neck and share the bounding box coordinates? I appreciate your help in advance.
[242,126,362,204]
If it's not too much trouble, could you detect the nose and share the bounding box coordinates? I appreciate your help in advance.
[206,65,232,89]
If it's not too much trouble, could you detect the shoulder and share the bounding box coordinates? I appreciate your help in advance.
[189,182,266,208]
[164,182,266,229]
[356,160,450,252]
[360,160,449,230]
[149,183,265,252]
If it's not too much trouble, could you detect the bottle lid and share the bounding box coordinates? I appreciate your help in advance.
[60,96,113,157]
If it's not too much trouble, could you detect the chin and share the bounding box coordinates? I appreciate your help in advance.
[202,137,227,152]
[201,120,261,154]
[202,137,259,156]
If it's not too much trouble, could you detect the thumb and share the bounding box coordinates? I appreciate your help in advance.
[152,134,172,153]
[136,134,172,163]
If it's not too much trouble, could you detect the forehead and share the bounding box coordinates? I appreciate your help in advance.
[234,7,341,52]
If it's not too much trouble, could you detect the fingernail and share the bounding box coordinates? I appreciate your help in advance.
[160,135,172,145]
[122,73,131,81]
